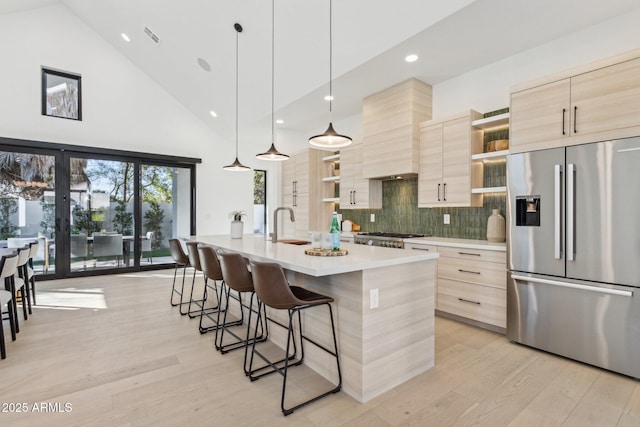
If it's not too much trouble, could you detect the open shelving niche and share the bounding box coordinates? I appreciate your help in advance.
[471,112,509,195]
[321,152,340,203]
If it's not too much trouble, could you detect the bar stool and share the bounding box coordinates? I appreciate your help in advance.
[196,244,230,334]
[248,260,342,416]
[168,239,189,311]
[216,253,267,372]
[185,241,207,318]
[1,253,19,358]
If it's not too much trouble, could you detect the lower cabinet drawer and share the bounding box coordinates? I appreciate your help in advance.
[438,256,506,289]
[437,278,506,328]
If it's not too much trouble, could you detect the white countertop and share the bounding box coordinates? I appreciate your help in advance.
[403,236,506,251]
[191,234,438,277]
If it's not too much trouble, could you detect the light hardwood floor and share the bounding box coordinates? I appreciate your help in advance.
[1,270,639,426]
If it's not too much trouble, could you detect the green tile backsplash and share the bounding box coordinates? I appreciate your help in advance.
[338,176,506,240]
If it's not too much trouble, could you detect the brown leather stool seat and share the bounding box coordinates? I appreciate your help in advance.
[216,252,267,373]
[169,239,190,311]
[248,260,342,416]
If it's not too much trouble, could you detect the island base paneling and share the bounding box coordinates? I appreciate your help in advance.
[274,260,436,403]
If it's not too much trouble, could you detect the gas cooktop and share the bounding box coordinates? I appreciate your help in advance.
[356,232,428,238]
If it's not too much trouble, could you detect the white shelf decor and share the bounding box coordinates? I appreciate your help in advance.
[322,197,340,203]
[322,153,340,162]
[322,175,340,182]
[471,150,509,161]
[472,186,507,194]
[471,112,509,129]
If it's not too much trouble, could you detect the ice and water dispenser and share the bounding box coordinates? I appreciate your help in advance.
[515,196,540,226]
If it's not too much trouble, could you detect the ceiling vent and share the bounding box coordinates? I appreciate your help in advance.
[144,26,160,44]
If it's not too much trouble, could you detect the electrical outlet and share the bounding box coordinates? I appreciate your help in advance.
[369,288,379,309]
[444,214,450,225]
[370,213,375,222]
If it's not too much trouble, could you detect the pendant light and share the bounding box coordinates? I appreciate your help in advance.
[224,23,251,171]
[308,0,352,148]
[256,0,289,161]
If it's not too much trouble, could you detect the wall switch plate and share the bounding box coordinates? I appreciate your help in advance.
[444,214,450,225]
[370,288,379,309]
[370,213,375,222]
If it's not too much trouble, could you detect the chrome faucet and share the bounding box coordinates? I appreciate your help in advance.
[272,207,295,243]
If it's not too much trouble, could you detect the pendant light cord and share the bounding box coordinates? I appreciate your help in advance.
[235,26,239,158]
[271,0,275,145]
[329,0,333,117]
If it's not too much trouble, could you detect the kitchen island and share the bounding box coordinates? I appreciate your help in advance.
[191,234,438,403]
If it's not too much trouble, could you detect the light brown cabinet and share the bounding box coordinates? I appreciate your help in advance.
[281,149,321,237]
[436,246,506,330]
[418,111,483,207]
[404,242,506,330]
[339,142,382,209]
[510,54,640,153]
[362,79,432,178]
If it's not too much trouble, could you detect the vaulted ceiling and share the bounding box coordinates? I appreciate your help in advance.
[3,0,640,150]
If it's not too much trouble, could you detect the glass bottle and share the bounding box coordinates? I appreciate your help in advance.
[330,211,341,250]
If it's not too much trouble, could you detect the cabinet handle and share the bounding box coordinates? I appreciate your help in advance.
[562,108,566,135]
[352,190,356,205]
[458,298,481,305]
[573,106,578,133]
[411,247,430,251]
[443,183,447,201]
[458,269,481,275]
[458,252,481,256]
[437,183,441,201]
[350,190,354,205]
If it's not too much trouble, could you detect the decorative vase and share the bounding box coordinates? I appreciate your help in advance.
[230,220,244,239]
[486,209,505,242]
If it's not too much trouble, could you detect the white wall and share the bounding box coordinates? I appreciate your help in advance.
[432,8,640,117]
[0,5,280,236]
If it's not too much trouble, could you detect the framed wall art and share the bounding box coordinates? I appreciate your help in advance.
[41,67,82,121]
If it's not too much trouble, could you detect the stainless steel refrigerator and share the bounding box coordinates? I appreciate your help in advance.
[507,137,640,379]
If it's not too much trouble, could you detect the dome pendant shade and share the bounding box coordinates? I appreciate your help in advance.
[309,122,352,148]
[256,143,289,161]
[309,0,351,149]
[223,157,251,171]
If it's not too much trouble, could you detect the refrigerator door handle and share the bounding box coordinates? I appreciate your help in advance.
[511,274,633,297]
[554,164,562,259]
[567,163,575,261]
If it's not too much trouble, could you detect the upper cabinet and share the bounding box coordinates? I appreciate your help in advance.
[339,142,382,209]
[281,149,322,236]
[510,51,640,153]
[362,79,432,178]
[418,111,483,208]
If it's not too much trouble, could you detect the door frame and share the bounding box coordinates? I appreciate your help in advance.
[0,136,200,280]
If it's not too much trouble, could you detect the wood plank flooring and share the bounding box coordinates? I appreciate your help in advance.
[1,270,638,426]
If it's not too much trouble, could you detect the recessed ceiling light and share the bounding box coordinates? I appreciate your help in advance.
[324,95,334,101]
[209,110,217,118]
[121,33,130,42]
[197,57,211,72]
[276,119,284,124]
[405,54,418,63]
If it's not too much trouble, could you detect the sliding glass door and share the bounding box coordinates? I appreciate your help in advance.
[0,149,58,275]
[0,137,198,280]
[140,164,192,265]
[68,156,136,272]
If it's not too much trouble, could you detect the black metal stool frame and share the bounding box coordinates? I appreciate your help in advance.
[248,300,342,416]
